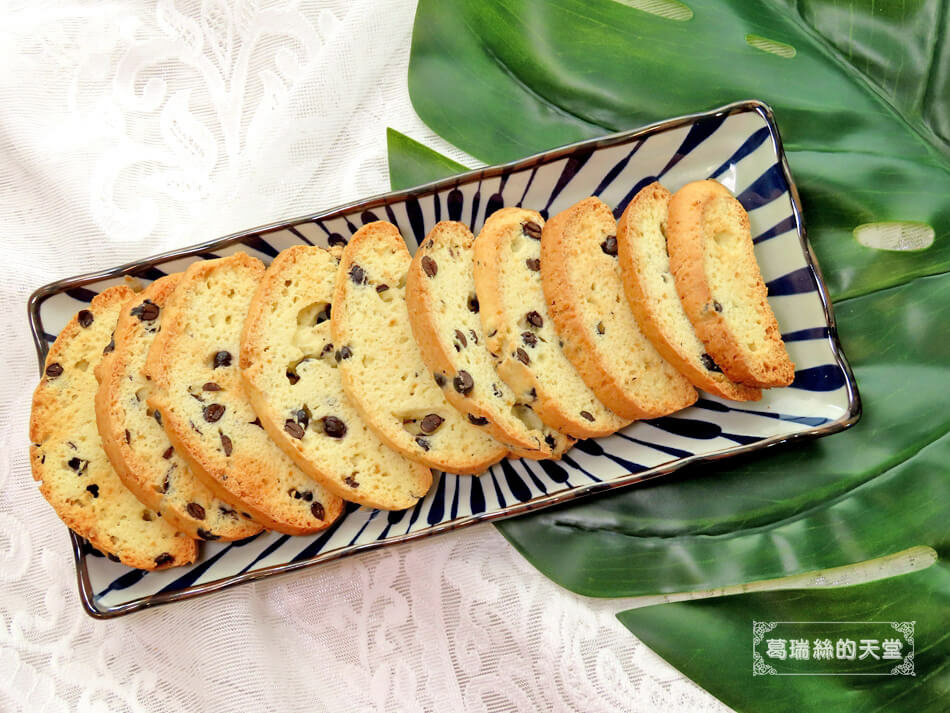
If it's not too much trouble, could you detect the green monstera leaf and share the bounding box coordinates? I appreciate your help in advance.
[407,0,950,302]
[617,556,950,712]
[387,126,950,596]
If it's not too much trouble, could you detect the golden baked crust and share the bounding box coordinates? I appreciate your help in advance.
[541,196,697,419]
[95,275,263,540]
[667,180,795,389]
[30,286,197,570]
[406,221,572,460]
[617,182,761,401]
[144,253,344,535]
[473,207,629,439]
[240,245,432,509]
[331,221,506,474]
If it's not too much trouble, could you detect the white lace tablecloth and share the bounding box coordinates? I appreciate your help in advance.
[0,2,733,710]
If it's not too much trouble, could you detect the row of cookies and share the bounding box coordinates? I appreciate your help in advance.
[29,179,793,570]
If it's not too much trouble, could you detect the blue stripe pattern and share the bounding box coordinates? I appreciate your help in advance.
[37,103,855,615]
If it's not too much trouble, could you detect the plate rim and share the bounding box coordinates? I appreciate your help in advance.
[26,98,862,619]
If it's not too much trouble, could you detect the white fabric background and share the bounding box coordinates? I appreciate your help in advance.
[4,1,909,711]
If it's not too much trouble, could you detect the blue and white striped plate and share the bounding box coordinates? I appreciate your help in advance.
[28,100,860,618]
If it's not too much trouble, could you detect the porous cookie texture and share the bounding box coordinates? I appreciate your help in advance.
[240,245,432,510]
[406,221,573,460]
[30,287,197,570]
[145,253,344,535]
[473,207,630,439]
[616,183,761,401]
[667,180,795,389]
[95,275,263,541]
[331,221,507,474]
[541,197,697,419]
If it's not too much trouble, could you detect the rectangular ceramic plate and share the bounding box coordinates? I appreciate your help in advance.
[29,100,860,618]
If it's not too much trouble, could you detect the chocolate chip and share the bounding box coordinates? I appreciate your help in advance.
[310,502,325,520]
[376,284,389,293]
[290,488,302,499]
[544,434,557,449]
[68,457,87,474]
[349,264,367,285]
[596,321,605,335]
[286,366,300,385]
[77,310,94,328]
[154,553,175,566]
[434,373,446,387]
[220,432,233,456]
[321,343,334,357]
[130,300,160,321]
[453,370,474,395]
[213,351,231,368]
[580,410,595,422]
[315,304,332,324]
[454,329,467,348]
[420,413,444,434]
[45,362,64,378]
[250,417,264,429]
[197,528,219,541]
[469,330,479,345]
[186,502,206,520]
[529,387,537,400]
[162,446,174,459]
[468,414,489,426]
[525,257,541,272]
[301,491,313,502]
[219,505,237,518]
[415,436,430,451]
[700,353,723,373]
[162,468,172,493]
[714,300,723,313]
[600,236,618,256]
[344,475,359,488]
[284,419,305,439]
[492,383,503,398]
[86,484,99,498]
[467,294,479,313]
[189,420,202,435]
[141,302,159,320]
[335,346,352,361]
[522,221,542,239]
[328,233,347,248]
[525,311,543,328]
[124,429,131,444]
[322,416,347,438]
[421,255,438,277]
[102,337,115,354]
[203,404,225,422]
[296,407,311,429]
[516,348,530,365]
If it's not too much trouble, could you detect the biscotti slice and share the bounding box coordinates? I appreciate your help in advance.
[406,222,573,461]
[331,221,507,474]
[145,253,344,535]
[617,183,762,401]
[240,245,432,509]
[541,197,697,419]
[473,207,630,439]
[30,287,197,570]
[666,179,795,388]
[95,275,263,541]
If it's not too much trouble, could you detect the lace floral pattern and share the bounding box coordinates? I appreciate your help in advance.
[0,1,730,710]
